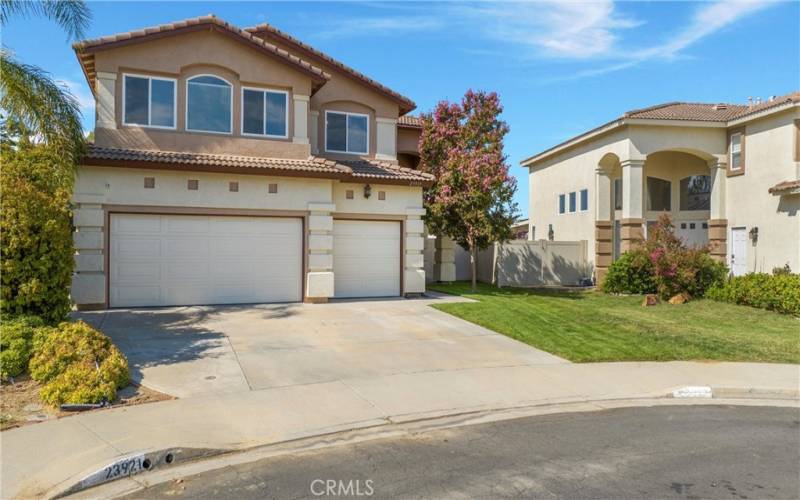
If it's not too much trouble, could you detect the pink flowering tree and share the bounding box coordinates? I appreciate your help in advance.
[419,90,518,290]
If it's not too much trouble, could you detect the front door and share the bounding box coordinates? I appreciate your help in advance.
[730,227,748,276]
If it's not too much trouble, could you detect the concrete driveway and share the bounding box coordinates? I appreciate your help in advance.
[75,293,566,398]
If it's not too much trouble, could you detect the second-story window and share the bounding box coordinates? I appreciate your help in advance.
[242,88,288,138]
[186,75,232,134]
[730,133,742,171]
[123,74,176,128]
[325,111,368,155]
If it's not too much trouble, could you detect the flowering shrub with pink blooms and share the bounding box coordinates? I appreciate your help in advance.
[418,90,518,290]
[603,214,727,299]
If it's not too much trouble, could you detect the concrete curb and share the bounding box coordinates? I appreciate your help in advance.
[59,391,799,500]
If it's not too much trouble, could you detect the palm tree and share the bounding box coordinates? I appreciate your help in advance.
[0,0,92,163]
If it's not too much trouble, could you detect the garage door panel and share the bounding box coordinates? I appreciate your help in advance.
[113,237,162,259]
[110,214,302,307]
[333,220,400,298]
[112,215,162,234]
[165,216,210,233]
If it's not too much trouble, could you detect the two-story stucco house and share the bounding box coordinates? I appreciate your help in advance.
[70,15,432,309]
[522,93,800,283]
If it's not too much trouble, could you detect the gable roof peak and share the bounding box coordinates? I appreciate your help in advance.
[244,22,416,115]
[73,15,330,95]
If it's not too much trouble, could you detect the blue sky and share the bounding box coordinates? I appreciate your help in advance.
[4,1,798,217]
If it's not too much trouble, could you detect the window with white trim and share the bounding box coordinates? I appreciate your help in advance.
[580,189,589,211]
[186,75,232,134]
[242,88,288,138]
[569,192,577,213]
[123,74,175,128]
[325,111,368,154]
[558,194,566,214]
[730,133,742,170]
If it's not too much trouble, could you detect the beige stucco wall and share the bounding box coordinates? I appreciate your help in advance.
[398,127,421,154]
[93,30,315,158]
[528,128,632,269]
[71,166,425,306]
[528,112,800,275]
[725,109,800,273]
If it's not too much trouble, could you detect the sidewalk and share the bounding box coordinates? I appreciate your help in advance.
[2,361,799,499]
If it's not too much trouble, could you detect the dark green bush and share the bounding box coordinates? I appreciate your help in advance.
[29,321,130,405]
[707,273,800,315]
[602,252,656,294]
[0,315,46,378]
[1,145,75,323]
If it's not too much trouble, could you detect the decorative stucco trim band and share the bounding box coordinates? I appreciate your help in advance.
[619,218,644,253]
[594,220,613,285]
[708,219,728,263]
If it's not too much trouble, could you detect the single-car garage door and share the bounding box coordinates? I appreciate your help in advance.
[110,214,302,307]
[333,220,401,298]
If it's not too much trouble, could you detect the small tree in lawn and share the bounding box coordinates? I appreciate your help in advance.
[419,90,518,291]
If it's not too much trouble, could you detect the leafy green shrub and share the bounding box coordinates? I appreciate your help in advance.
[29,321,130,405]
[1,145,75,323]
[772,263,792,276]
[707,273,800,315]
[39,363,117,406]
[602,252,656,294]
[0,315,46,378]
[602,214,727,299]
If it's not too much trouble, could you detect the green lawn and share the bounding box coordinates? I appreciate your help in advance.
[428,282,800,364]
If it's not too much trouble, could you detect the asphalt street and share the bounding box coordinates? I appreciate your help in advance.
[124,405,800,499]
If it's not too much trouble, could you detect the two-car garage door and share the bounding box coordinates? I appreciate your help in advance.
[109,214,401,307]
[110,214,302,307]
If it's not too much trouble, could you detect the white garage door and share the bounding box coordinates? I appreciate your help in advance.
[110,214,302,307]
[333,220,401,298]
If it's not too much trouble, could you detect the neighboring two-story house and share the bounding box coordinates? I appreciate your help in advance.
[522,93,800,283]
[70,15,432,309]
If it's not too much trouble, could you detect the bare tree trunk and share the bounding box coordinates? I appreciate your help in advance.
[470,245,478,291]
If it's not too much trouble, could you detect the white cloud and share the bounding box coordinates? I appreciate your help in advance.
[451,1,642,59]
[313,15,445,40]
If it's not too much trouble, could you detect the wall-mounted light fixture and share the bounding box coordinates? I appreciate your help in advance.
[749,226,758,244]
[548,224,554,241]
[364,184,372,199]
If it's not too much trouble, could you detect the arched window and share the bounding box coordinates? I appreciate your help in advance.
[186,75,232,134]
[680,175,711,211]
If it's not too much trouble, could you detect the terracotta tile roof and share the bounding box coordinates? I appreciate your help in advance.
[245,23,416,115]
[768,179,800,195]
[398,115,423,129]
[73,15,330,94]
[336,158,434,183]
[83,145,433,186]
[624,93,800,122]
[523,91,800,165]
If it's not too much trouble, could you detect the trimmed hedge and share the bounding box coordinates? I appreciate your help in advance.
[29,321,130,405]
[0,315,46,378]
[707,273,800,316]
[602,252,656,295]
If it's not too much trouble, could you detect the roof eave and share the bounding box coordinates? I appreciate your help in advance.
[727,102,800,126]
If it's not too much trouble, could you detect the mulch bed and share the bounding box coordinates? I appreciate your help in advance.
[0,375,173,431]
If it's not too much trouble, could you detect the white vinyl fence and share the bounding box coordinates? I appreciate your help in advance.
[426,237,590,287]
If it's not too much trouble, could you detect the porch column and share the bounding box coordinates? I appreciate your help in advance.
[594,167,613,284]
[620,158,645,253]
[292,95,310,145]
[434,236,456,282]
[404,207,426,295]
[708,158,728,263]
[306,202,335,303]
